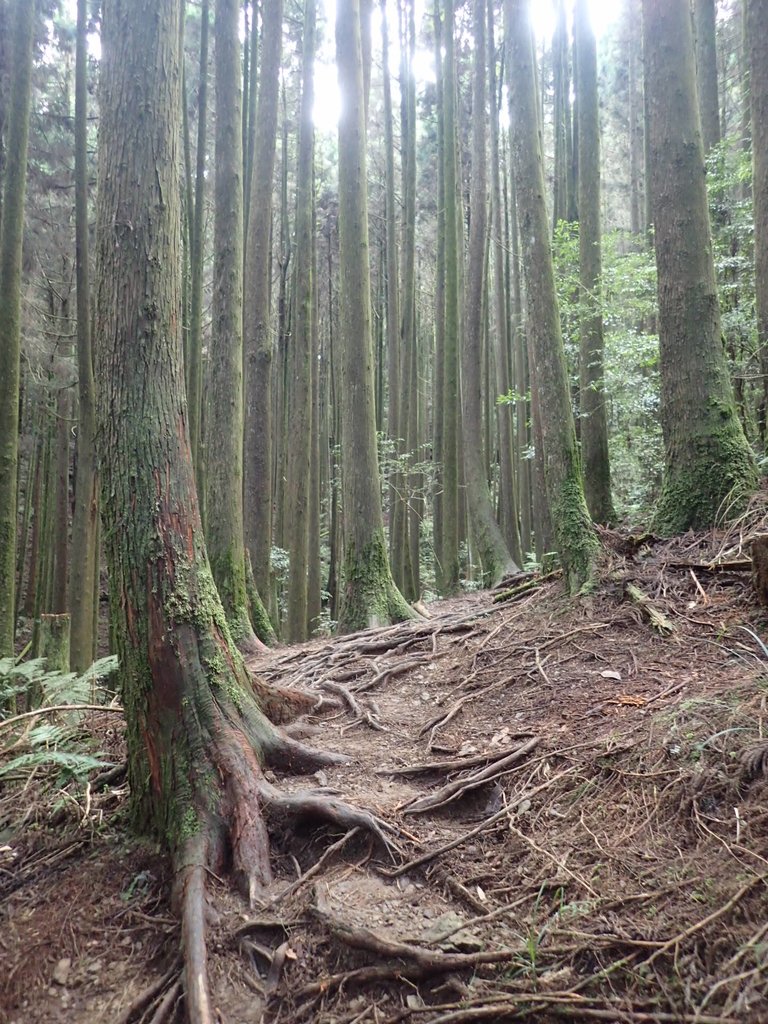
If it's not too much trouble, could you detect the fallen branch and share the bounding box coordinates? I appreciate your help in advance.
[403,737,541,815]
[377,738,536,777]
[623,582,676,635]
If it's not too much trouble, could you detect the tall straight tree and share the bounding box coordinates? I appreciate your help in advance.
[748,0,768,442]
[186,0,209,485]
[284,0,316,643]
[461,0,517,585]
[335,0,413,630]
[505,0,597,593]
[692,0,721,154]
[69,0,99,671]
[575,0,614,524]
[244,0,283,608]
[95,0,362,1013]
[440,0,461,594]
[643,0,756,532]
[0,0,35,658]
[206,0,271,651]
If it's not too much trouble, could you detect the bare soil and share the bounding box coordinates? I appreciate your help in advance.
[4,519,768,1023]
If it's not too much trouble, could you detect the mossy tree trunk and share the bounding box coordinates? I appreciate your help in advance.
[206,0,271,652]
[69,0,99,672]
[575,0,615,525]
[0,0,34,658]
[748,0,768,448]
[335,0,414,632]
[462,0,517,587]
[284,0,316,643]
[643,0,757,533]
[244,0,283,610]
[505,0,597,593]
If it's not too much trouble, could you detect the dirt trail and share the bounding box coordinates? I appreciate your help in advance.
[3,524,768,1023]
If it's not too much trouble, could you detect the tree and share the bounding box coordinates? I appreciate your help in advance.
[692,0,721,154]
[461,0,517,585]
[0,0,35,658]
[95,1,378,1016]
[335,0,413,630]
[575,0,615,524]
[748,0,768,442]
[284,0,316,642]
[69,0,99,671]
[505,0,597,593]
[205,0,268,652]
[244,0,283,610]
[643,0,756,532]
[439,0,461,594]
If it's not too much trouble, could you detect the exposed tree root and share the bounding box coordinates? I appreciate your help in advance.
[401,737,541,815]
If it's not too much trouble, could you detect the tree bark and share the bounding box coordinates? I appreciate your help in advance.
[284,0,316,643]
[335,0,413,631]
[0,0,34,657]
[206,0,271,651]
[748,0,768,448]
[505,0,597,592]
[244,0,283,608]
[692,0,721,154]
[575,0,615,525]
[69,0,99,672]
[643,0,756,533]
[461,0,517,586]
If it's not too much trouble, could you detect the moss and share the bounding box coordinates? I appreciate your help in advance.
[654,422,757,535]
[549,461,599,595]
[338,531,415,633]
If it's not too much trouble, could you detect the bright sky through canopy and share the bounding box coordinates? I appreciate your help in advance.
[315,0,621,131]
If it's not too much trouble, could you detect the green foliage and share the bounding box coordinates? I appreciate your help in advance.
[551,223,662,521]
[0,655,118,789]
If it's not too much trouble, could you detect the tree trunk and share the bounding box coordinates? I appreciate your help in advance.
[643,0,757,533]
[505,0,597,593]
[748,0,768,449]
[692,0,721,154]
[206,0,271,652]
[335,0,413,632]
[0,0,34,658]
[244,0,283,607]
[440,0,461,594]
[96,3,340,1017]
[284,0,316,643]
[462,0,517,586]
[186,0,209,487]
[575,0,615,525]
[69,0,99,672]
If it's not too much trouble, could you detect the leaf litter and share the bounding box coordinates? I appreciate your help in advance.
[3,515,768,1022]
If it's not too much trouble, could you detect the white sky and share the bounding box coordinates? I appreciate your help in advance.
[314,0,622,131]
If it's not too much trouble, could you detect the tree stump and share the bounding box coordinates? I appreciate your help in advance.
[751,535,768,606]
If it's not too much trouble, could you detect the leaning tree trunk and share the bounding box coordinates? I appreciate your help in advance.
[505,0,597,593]
[462,0,517,586]
[0,0,34,658]
[95,2,353,1017]
[575,0,615,525]
[643,0,756,533]
[335,0,413,631]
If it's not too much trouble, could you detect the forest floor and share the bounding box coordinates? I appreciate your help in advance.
[4,513,768,1023]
